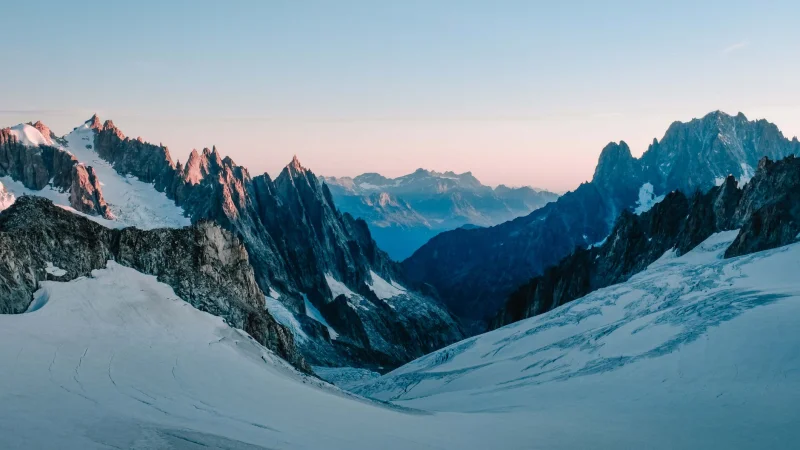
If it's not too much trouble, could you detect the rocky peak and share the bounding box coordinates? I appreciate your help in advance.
[86,114,103,130]
[27,121,54,144]
[287,155,306,174]
[594,141,634,175]
[493,152,800,330]
[70,164,114,219]
[0,195,307,370]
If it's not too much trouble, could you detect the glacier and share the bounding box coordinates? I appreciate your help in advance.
[1,233,799,448]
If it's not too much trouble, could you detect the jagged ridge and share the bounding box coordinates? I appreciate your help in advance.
[0,196,306,370]
[404,111,800,324]
[492,155,800,329]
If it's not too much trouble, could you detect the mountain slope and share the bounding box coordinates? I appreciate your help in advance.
[403,111,800,323]
[354,232,800,448]
[0,196,304,369]
[0,117,463,369]
[323,169,558,260]
[492,154,800,328]
[0,263,519,450]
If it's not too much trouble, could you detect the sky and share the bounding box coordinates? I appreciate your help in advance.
[2,0,799,192]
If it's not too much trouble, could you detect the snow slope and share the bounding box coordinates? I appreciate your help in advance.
[8,123,51,146]
[0,262,529,450]
[1,122,189,229]
[355,232,800,449]
[62,123,190,229]
[367,270,406,300]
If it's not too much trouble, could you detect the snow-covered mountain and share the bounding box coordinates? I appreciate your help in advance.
[0,117,463,370]
[323,169,558,260]
[353,231,800,448]
[0,262,510,450]
[492,153,800,329]
[403,111,800,324]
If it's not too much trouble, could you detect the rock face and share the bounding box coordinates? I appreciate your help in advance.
[0,196,306,370]
[491,155,800,329]
[323,169,558,260]
[404,111,800,326]
[69,164,112,217]
[82,118,463,369]
[0,124,112,218]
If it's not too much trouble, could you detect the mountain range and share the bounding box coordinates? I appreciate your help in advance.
[322,170,558,260]
[0,117,464,371]
[2,110,800,448]
[402,111,800,326]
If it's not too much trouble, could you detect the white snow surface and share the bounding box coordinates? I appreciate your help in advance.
[304,295,339,340]
[0,181,15,210]
[264,295,308,343]
[0,262,536,450]
[62,124,190,229]
[3,236,800,448]
[313,366,382,390]
[0,175,118,227]
[354,232,800,448]
[0,123,189,229]
[367,270,406,300]
[740,162,755,185]
[8,123,50,147]
[44,262,67,277]
[325,273,356,299]
[633,182,665,214]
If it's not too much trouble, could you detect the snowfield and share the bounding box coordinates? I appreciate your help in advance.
[355,231,800,448]
[1,122,190,229]
[62,124,191,229]
[1,233,799,449]
[0,262,526,450]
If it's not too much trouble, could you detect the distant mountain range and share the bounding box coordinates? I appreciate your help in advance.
[403,111,800,325]
[322,169,558,260]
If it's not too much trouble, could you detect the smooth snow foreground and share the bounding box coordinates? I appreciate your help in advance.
[2,233,800,449]
[0,263,518,449]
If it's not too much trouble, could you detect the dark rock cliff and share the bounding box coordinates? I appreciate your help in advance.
[492,155,800,329]
[85,117,462,368]
[404,111,800,326]
[0,126,112,218]
[0,196,307,371]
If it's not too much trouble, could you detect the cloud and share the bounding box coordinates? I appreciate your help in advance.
[721,41,749,56]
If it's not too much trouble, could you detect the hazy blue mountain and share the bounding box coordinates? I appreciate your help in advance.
[322,169,558,259]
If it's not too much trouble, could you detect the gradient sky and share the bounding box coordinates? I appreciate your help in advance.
[2,0,799,192]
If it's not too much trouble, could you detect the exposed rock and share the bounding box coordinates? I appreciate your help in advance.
[0,126,112,218]
[84,117,464,369]
[28,121,55,145]
[70,164,113,218]
[0,196,307,371]
[405,111,800,327]
[492,155,800,329]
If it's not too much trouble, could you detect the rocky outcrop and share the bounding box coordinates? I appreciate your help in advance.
[0,125,112,218]
[84,117,463,369]
[28,121,55,145]
[405,111,800,327]
[725,156,800,257]
[492,155,800,329]
[70,164,113,218]
[0,196,306,371]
